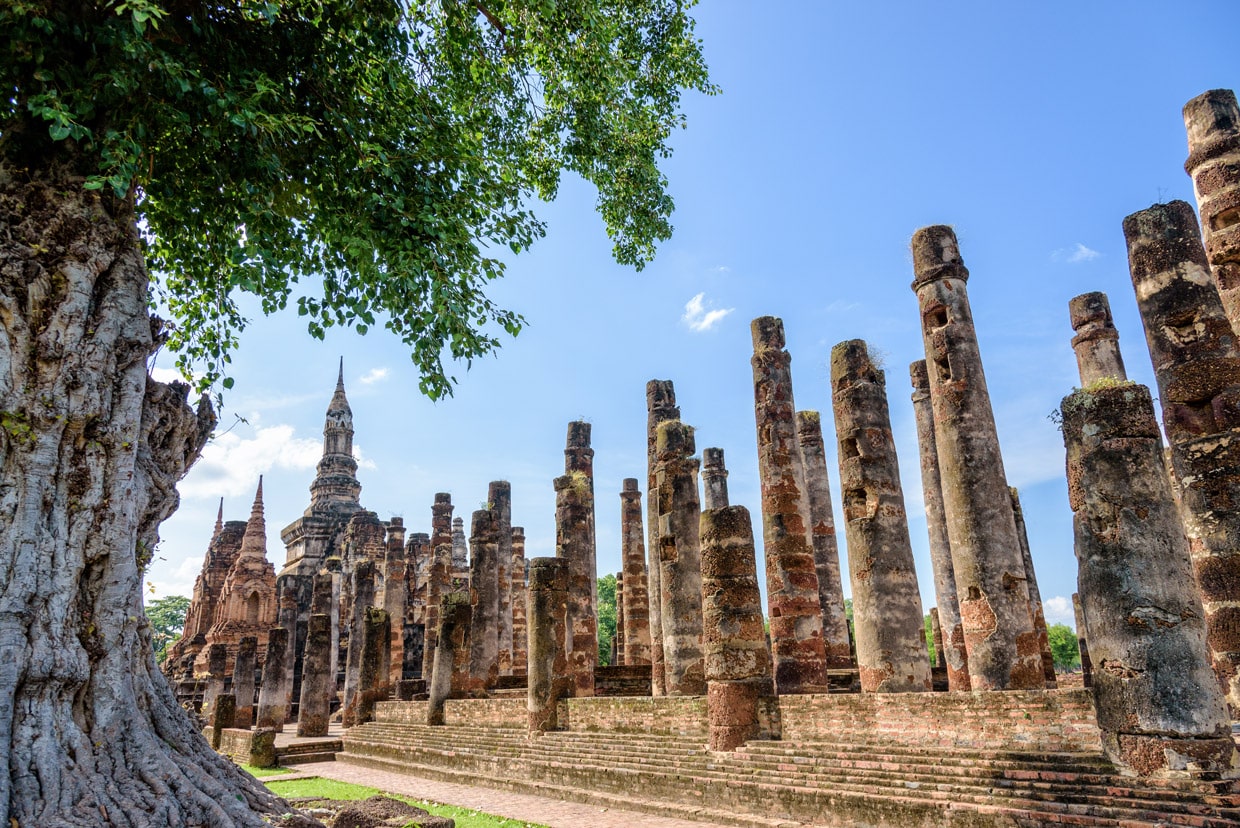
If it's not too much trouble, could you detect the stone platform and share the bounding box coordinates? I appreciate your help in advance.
[338,693,1240,827]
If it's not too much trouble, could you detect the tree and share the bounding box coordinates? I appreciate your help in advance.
[596,573,617,666]
[1046,622,1082,672]
[146,594,191,664]
[0,3,713,824]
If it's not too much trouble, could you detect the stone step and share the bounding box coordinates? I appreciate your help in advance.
[342,732,1240,827]
[280,750,338,765]
[338,742,1198,828]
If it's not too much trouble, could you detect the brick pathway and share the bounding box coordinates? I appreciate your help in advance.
[283,760,733,828]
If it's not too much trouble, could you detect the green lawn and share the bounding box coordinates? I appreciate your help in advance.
[263,777,548,828]
[238,764,292,778]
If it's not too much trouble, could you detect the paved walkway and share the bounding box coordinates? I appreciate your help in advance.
[282,761,732,828]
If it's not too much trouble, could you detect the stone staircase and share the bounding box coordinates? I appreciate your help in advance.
[339,721,1240,828]
[278,737,343,765]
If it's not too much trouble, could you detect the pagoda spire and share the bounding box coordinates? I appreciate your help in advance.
[309,360,363,513]
[211,498,224,542]
[238,476,267,559]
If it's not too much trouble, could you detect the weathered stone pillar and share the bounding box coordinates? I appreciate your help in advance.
[556,422,597,697]
[1124,201,1240,712]
[619,479,653,666]
[427,591,471,726]
[232,636,258,729]
[468,508,500,694]
[296,613,333,736]
[255,628,290,731]
[646,380,679,695]
[795,412,853,670]
[511,527,528,674]
[355,607,390,726]
[422,493,454,681]
[1069,292,1128,385]
[750,317,828,693]
[527,557,569,733]
[248,728,276,769]
[615,574,625,665]
[403,532,429,682]
[1184,88,1240,332]
[929,609,944,669]
[207,694,235,750]
[1072,593,1093,689]
[276,587,298,714]
[909,360,970,691]
[382,528,407,687]
[1010,487,1056,687]
[201,643,227,718]
[701,504,773,751]
[911,226,1043,691]
[1061,381,1236,776]
[490,481,514,677]
[342,559,376,726]
[830,340,931,693]
[654,420,706,695]
[701,447,729,511]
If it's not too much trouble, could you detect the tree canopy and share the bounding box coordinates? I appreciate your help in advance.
[1046,622,1081,671]
[2,0,715,399]
[145,594,190,663]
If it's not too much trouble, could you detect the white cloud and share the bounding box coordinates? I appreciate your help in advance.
[179,424,321,499]
[1052,243,1100,264]
[353,445,378,471]
[682,292,735,333]
[145,555,204,600]
[359,367,390,385]
[710,265,731,275]
[150,366,187,384]
[1043,595,1075,628]
[824,299,861,314]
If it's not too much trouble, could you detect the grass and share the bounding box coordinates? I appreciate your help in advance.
[263,777,549,828]
[239,764,292,778]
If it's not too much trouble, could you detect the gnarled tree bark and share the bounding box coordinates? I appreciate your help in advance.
[0,161,316,826]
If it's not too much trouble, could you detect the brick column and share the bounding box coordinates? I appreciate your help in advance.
[356,607,390,726]
[619,479,652,665]
[1072,593,1092,690]
[1061,381,1235,775]
[201,643,227,719]
[296,613,333,736]
[830,340,931,693]
[1184,88,1240,332]
[1009,487,1056,687]
[1069,292,1127,385]
[527,557,569,733]
[911,226,1042,691]
[654,420,706,695]
[427,591,471,726]
[645,380,679,695]
[1124,201,1240,712]
[491,482,514,677]
[909,360,969,691]
[232,636,257,729]
[468,507,500,694]
[750,316,828,693]
[615,573,625,665]
[255,628,289,731]
[511,527,528,674]
[422,493,453,681]
[556,424,597,697]
[341,559,376,726]
[795,412,852,670]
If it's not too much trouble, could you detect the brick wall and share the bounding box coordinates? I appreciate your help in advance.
[777,689,1101,752]
[564,696,708,737]
[374,699,526,728]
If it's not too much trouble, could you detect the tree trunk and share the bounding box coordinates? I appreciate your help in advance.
[0,161,318,826]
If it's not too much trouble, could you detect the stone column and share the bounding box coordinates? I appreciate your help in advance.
[342,559,376,726]
[422,493,453,681]
[701,447,730,511]
[700,504,773,751]
[909,360,970,691]
[355,607,390,726]
[645,380,679,695]
[468,508,500,694]
[490,481,514,677]
[615,574,625,666]
[255,628,290,731]
[556,422,597,697]
[1124,201,1240,712]
[1069,292,1127,385]
[201,643,227,718]
[207,694,235,750]
[296,613,333,736]
[527,557,569,733]
[619,479,653,666]
[750,317,828,693]
[1072,593,1093,690]
[911,226,1043,691]
[403,532,429,683]
[655,420,706,695]
[794,412,853,670]
[232,636,258,729]
[830,340,931,693]
[276,588,298,713]
[1184,88,1240,332]
[1061,381,1236,776]
[427,591,471,726]
[382,533,407,687]
[511,527,528,674]
[929,609,944,669]
[1010,487,1056,687]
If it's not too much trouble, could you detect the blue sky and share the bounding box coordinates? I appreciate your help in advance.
[146,2,1240,633]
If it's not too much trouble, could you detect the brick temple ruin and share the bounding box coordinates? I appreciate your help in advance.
[178,90,1240,827]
